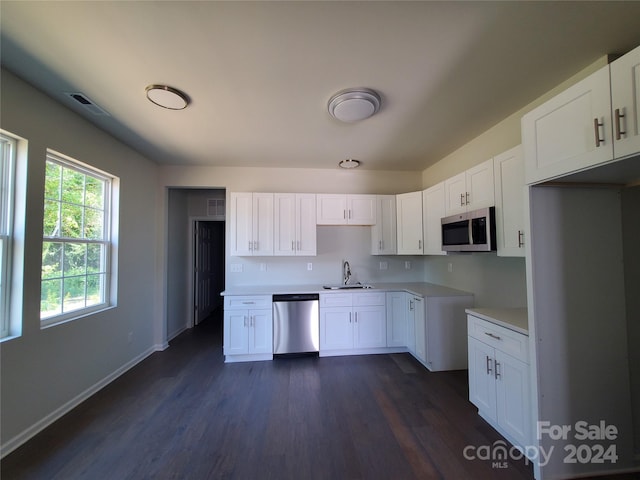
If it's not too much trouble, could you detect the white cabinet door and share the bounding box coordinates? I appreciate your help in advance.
[444,172,467,216]
[230,192,274,256]
[320,307,353,350]
[422,182,446,255]
[372,195,397,255]
[468,336,497,422]
[354,305,386,348]
[386,292,407,347]
[412,297,426,363]
[347,195,377,225]
[316,194,347,224]
[224,310,250,355]
[249,309,273,354]
[229,192,254,256]
[406,294,416,354]
[273,193,316,256]
[296,194,317,256]
[495,350,531,448]
[273,193,297,255]
[396,191,423,254]
[494,145,525,257]
[466,158,495,210]
[252,193,274,256]
[522,65,613,184]
[610,45,640,158]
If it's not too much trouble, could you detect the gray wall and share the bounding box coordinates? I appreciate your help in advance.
[0,70,160,453]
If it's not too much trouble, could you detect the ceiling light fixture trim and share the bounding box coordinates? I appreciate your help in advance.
[328,88,381,122]
[339,159,361,169]
[145,84,190,110]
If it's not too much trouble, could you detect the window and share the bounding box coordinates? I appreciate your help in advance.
[41,151,114,325]
[0,134,16,337]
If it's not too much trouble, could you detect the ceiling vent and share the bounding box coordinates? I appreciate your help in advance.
[64,92,110,116]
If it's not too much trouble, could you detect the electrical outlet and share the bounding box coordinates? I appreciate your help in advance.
[448,262,453,273]
[230,263,243,273]
[307,263,313,271]
[379,261,388,270]
[405,261,411,269]
[260,263,267,272]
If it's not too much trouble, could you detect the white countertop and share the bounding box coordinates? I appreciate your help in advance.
[465,307,529,335]
[221,282,474,298]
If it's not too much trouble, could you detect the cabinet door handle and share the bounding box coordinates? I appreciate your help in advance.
[614,108,626,140]
[485,332,501,341]
[355,312,358,323]
[343,209,347,220]
[486,355,493,375]
[244,315,248,327]
[418,239,422,250]
[460,193,465,207]
[349,312,352,323]
[349,209,352,219]
[593,117,605,147]
[465,192,470,205]
[495,360,501,380]
[409,300,414,311]
[248,241,252,251]
[518,230,524,248]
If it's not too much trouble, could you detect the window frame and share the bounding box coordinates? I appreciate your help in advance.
[41,150,114,327]
[0,133,17,338]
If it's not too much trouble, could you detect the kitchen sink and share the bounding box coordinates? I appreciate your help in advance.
[322,284,374,290]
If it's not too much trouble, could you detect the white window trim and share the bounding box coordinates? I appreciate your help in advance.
[0,133,16,338]
[41,150,116,327]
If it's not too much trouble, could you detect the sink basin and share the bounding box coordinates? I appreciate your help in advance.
[322,284,374,290]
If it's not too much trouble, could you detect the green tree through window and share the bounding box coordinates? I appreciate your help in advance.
[41,152,112,323]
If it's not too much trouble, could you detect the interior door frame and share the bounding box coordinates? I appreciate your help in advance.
[187,216,225,328]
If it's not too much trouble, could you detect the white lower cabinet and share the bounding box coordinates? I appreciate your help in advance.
[467,314,531,451]
[223,295,273,362]
[320,292,386,354]
[385,292,407,347]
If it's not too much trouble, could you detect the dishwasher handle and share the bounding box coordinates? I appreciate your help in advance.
[273,293,319,302]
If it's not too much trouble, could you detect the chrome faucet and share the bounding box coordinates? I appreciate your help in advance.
[343,260,351,285]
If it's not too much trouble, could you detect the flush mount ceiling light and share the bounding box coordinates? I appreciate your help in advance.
[338,159,360,169]
[145,84,190,110]
[328,88,381,122]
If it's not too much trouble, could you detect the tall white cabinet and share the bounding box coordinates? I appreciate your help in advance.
[371,195,397,255]
[229,192,274,256]
[493,145,525,257]
[396,191,423,255]
[273,193,316,256]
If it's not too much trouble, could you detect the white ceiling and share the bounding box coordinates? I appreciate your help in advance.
[2,1,640,171]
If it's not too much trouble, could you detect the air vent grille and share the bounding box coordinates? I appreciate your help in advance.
[64,92,110,116]
[207,198,225,218]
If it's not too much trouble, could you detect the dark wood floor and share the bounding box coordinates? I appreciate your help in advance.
[3,308,539,479]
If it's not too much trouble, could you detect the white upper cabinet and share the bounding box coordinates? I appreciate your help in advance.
[229,192,274,256]
[371,195,397,255]
[422,182,446,255]
[273,193,316,256]
[610,45,640,159]
[494,145,525,257]
[444,158,495,216]
[522,65,613,184]
[396,191,423,255]
[316,194,377,225]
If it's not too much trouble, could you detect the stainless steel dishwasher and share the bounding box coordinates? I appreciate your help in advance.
[272,293,319,355]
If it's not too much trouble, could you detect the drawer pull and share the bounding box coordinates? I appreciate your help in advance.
[485,332,501,340]
[242,301,255,305]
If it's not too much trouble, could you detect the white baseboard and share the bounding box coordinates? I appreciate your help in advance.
[0,345,158,459]
[167,324,188,342]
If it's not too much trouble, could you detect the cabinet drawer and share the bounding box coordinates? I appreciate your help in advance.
[224,295,272,310]
[353,291,386,306]
[320,293,352,308]
[467,315,529,363]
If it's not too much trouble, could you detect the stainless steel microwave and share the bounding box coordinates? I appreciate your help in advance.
[441,206,496,252]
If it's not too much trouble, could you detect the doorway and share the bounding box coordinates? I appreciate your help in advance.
[193,220,225,326]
